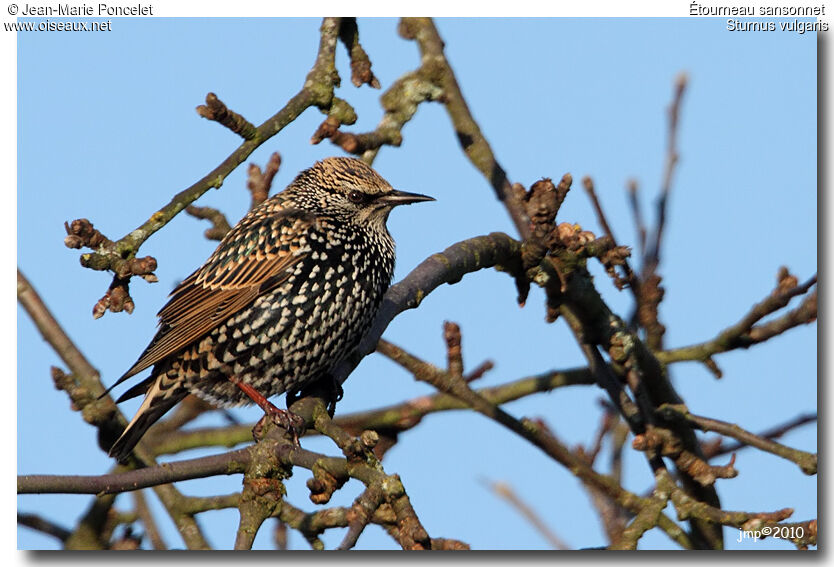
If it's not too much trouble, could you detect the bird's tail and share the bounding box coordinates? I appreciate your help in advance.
[109,375,188,463]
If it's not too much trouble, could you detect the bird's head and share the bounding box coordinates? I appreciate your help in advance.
[287,157,434,226]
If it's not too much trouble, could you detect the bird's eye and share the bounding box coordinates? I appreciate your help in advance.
[348,190,366,204]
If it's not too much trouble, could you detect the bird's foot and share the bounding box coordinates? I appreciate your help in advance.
[325,376,344,417]
[252,407,306,445]
[286,373,343,418]
[228,375,305,445]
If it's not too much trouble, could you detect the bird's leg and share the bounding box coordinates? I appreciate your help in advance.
[286,373,343,417]
[325,375,344,417]
[227,375,304,444]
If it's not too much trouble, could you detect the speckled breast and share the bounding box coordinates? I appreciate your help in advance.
[181,218,396,407]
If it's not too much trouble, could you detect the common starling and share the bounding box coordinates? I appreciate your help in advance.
[106,157,433,461]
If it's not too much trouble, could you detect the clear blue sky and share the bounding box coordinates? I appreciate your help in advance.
[17,18,817,550]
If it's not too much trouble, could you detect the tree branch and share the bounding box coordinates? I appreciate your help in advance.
[398,17,532,239]
[376,334,692,549]
[18,448,251,495]
[658,405,817,475]
[66,17,348,317]
[149,363,594,456]
[702,413,817,460]
[658,273,817,367]
[18,513,72,543]
[486,480,570,549]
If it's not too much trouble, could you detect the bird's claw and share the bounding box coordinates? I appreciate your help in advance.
[253,407,305,446]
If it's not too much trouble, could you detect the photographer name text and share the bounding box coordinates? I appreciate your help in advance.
[18,3,152,16]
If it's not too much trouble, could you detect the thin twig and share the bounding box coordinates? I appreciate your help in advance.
[18,513,72,543]
[611,482,670,550]
[247,152,282,210]
[399,18,532,239]
[196,92,257,140]
[637,73,688,351]
[486,480,570,549]
[185,205,232,241]
[627,179,647,257]
[702,413,817,459]
[337,485,385,550]
[17,269,101,391]
[337,17,380,88]
[133,490,167,550]
[645,72,687,271]
[658,275,817,365]
[658,405,817,475]
[582,176,638,292]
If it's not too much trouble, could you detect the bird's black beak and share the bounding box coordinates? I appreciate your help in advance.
[378,189,435,206]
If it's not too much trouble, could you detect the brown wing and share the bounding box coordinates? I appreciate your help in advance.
[114,206,314,385]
